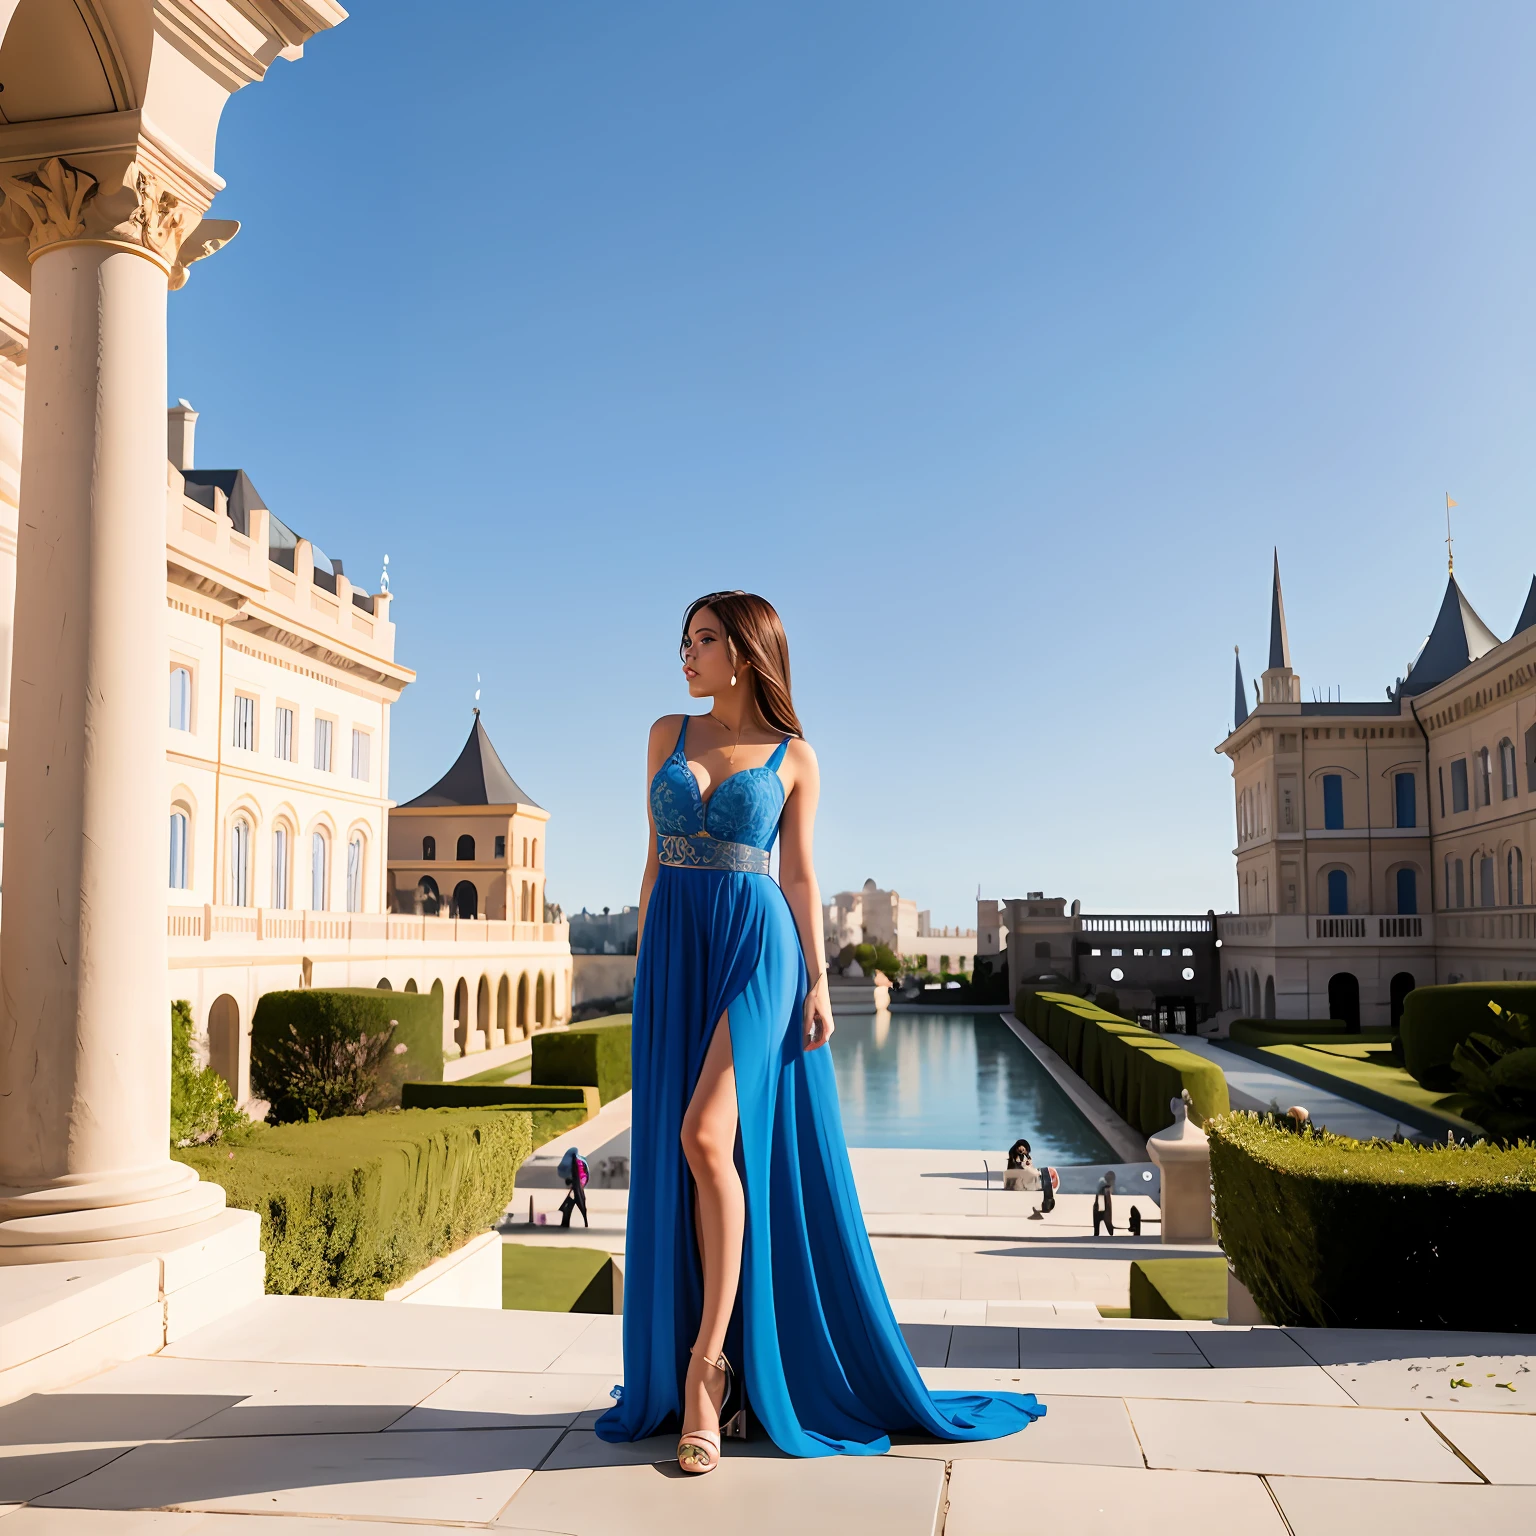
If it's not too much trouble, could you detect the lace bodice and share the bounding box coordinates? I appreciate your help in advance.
[651,717,790,853]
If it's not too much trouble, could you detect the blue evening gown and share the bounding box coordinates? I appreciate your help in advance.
[594,718,1044,1457]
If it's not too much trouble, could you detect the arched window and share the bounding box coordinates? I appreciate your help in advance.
[457,834,475,861]
[422,835,436,861]
[1499,739,1518,800]
[1322,774,1344,830]
[1477,747,1493,808]
[1395,866,1417,916]
[169,811,189,890]
[228,817,252,907]
[1326,868,1348,915]
[346,834,365,913]
[532,838,539,869]
[1263,976,1275,1020]
[1452,856,1466,908]
[169,666,192,731]
[452,880,478,919]
[271,824,290,909]
[1509,847,1525,906]
[1393,772,1416,829]
[416,875,440,916]
[1479,855,1496,908]
[312,830,329,911]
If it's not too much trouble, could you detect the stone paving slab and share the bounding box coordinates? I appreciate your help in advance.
[886,1394,1141,1467]
[50,1355,456,1439]
[1425,1409,1536,1482]
[943,1460,1287,1535]
[920,1365,1356,1405]
[30,1427,562,1523]
[0,1511,505,1534]
[389,1370,617,1432]
[163,1296,599,1374]
[0,1446,133,1507]
[1126,1397,1481,1481]
[545,1315,623,1377]
[494,1451,946,1535]
[1287,1331,1535,1412]
[1268,1475,1535,1534]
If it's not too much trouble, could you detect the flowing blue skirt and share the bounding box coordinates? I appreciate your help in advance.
[594,864,1044,1457]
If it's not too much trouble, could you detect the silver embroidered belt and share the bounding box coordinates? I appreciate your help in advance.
[657,833,770,875]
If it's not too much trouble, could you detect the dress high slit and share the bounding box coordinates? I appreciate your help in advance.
[595,717,1044,1457]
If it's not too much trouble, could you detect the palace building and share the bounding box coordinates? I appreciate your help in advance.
[1215,552,1536,1029]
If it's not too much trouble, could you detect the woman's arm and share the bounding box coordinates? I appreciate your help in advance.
[777,740,834,1050]
[635,715,681,952]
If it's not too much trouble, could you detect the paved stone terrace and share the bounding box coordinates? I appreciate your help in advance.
[1,1130,1530,1533]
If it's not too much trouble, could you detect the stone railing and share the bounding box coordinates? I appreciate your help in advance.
[1219,913,1434,947]
[1437,908,1536,946]
[169,905,567,948]
[1080,913,1215,935]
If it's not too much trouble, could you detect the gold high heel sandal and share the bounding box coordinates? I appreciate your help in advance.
[677,1348,744,1474]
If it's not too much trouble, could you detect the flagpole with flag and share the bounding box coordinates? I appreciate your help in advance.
[1445,493,1458,573]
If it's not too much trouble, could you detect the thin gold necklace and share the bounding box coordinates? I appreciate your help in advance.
[708,710,741,765]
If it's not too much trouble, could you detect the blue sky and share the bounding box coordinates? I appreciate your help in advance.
[170,3,1536,924]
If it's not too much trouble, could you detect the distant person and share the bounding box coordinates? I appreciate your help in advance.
[557,1148,590,1229]
[1007,1138,1032,1169]
[1093,1170,1117,1236]
[595,592,1044,1473]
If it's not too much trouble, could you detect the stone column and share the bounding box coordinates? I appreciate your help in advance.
[0,155,228,1261]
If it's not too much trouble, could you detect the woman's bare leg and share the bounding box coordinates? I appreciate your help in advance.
[679,1014,743,1435]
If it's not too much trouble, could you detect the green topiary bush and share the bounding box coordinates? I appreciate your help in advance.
[1445,1002,1536,1144]
[403,1082,599,1116]
[1401,983,1536,1089]
[170,999,246,1147]
[1209,1111,1536,1330]
[532,1016,632,1104]
[173,1105,579,1297]
[252,988,444,1122]
[1229,1018,1363,1048]
[1016,991,1228,1135]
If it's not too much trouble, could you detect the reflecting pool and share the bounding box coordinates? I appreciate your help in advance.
[829,1009,1117,1162]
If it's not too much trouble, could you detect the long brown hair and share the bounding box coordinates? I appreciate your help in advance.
[680,590,804,737]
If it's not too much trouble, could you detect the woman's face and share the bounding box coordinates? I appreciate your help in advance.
[681,606,736,698]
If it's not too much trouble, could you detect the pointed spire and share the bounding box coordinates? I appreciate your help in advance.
[402,712,542,808]
[1399,573,1501,697]
[1268,548,1291,671]
[1232,647,1249,728]
[1514,575,1536,638]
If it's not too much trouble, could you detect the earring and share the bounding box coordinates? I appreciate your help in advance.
[730,672,737,687]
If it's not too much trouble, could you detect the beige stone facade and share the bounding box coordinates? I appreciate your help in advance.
[1216,554,1536,1028]
[824,877,978,971]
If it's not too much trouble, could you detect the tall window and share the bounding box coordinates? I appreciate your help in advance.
[1527,723,1536,794]
[232,694,255,751]
[495,835,506,858]
[1393,772,1416,829]
[228,817,251,907]
[313,718,333,772]
[346,834,364,913]
[1446,856,1466,909]
[169,811,188,890]
[1510,847,1525,907]
[1450,758,1469,813]
[1477,747,1493,807]
[1499,739,1517,800]
[312,830,329,910]
[274,706,294,762]
[532,839,539,868]
[272,825,290,908]
[1326,868,1348,915]
[457,834,475,861]
[1322,775,1344,830]
[1438,765,1446,818]
[1479,855,1496,908]
[351,729,370,781]
[422,835,436,861]
[1395,866,1417,916]
[169,667,192,731]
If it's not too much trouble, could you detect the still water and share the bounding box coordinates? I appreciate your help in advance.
[829,1010,1117,1163]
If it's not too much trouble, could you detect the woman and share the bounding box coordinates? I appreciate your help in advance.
[595,591,1043,1470]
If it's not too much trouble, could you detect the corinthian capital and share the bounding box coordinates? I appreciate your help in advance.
[0,158,96,252]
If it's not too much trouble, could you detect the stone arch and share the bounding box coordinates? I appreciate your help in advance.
[1389,971,1416,1032]
[457,834,475,861]
[453,977,469,1053]
[535,971,547,1027]
[1263,975,1275,1020]
[477,974,492,1047]
[416,875,441,916]
[452,880,478,920]
[517,972,530,1036]
[497,974,511,1040]
[208,994,240,1095]
[377,977,392,990]
[404,978,419,993]
[1327,971,1361,1033]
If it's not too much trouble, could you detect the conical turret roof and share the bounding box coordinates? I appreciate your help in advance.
[1513,575,1536,638]
[402,712,542,809]
[1399,575,1501,697]
[1232,648,1249,728]
[1268,550,1291,670]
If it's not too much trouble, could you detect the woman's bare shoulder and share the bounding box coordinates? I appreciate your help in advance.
[649,713,687,744]
[784,736,819,772]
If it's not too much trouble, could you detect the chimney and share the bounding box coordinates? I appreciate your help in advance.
[167,399,197,471]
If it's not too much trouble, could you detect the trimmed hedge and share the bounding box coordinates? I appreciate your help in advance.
[252,988,444,1119]
[502,1242,614,1313]
[174,1105,582,1298]
[1209,1112,1536,1330]
[1229,1018,1351,1048]
[403,1082,599,1117]
[1402,983,1536,1089]
[1129,1257,1228,1321]
[532,1015,632,1104]
[1016,990,1228,1135]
